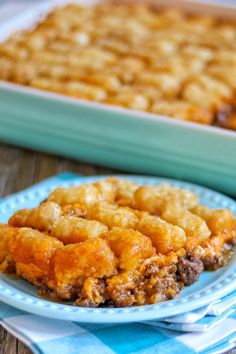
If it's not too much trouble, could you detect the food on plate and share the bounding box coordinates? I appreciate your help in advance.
[0,4,236,130]
[0,177,235,307]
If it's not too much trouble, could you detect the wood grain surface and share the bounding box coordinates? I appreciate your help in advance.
[0,141,235,354]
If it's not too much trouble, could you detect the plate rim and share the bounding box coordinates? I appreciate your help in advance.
[0,174,236,323]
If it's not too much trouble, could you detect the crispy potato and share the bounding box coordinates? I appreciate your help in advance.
[1,4,236,130]
[105,92,150,111]
[9,228,63,286]
[103,227,155,270]
[162,206,211,242]
[136,214,186,254]
[133,184,199,215]
[61,203,87,217]
[192,205,236,241]
[0,224,17,272]
[108,177,139,206]
[182,74,232,110]
[151,100,214,125]
[9,201,61,231]
[50,216,108,244]
[47,184,101,206]
[50,238,117,299]
[86,202,139,229]
[92,179,117,203]
[48,180,118,207]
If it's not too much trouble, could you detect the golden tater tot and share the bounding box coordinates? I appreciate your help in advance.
[92,179,117,203]
[61,203,87,217]
[151,100,214,125]
[192,205,236,241]
[182,74,232,110]
[162,206,211,242]
[9,228,63,286]
[108,177,139,206]
[47,181,118,207]
[50,238,117,298]
[50,217,108,244]
[83,73,121,93]
[9,201,61,231]
[103,227,155,270]
[1,4,236,130]
[133,186,163,214]
[0,224,17,272]
[0,224,15,262]
[133,184,199,215]
[136,72,181,97]
[136,214,186,254]
[105,92,150,111]
[86,202,139,229]
[47,184,101,206]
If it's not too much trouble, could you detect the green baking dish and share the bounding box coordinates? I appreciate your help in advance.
[0,82,235,195]
[0,0,236,195]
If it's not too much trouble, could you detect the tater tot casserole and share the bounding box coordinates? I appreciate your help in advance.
[0,177,235,307]
[0,4,236,130]
[0,3,236,130]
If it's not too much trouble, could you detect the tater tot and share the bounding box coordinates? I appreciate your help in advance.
[0,224,17,272]
[86,202,139,229]
[2,3,236,131]
[136,72,181,96]
[133,184,199,215]
[50,238,117,298]
[61,203,87,217]
[9,201,61,231]
[192,205,236,241]
[50,216,108,244]
[103,227,155,270]
[108,177,139,206]
[47,184,101,206]
[162,206,211,242]
[105,92,150,111]
[136,214,186,254]
[92,179,117,203]
[48,181,118,207]
[151,99,214,125]
[83,73,121,93]
[9,228,63,286]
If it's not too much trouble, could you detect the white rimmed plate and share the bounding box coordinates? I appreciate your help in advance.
[0,175,236,323]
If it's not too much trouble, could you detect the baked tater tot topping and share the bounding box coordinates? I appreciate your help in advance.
[1,177,235,307]
[1,4,236,130]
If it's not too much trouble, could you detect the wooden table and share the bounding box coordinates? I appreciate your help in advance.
[0,142,235,354]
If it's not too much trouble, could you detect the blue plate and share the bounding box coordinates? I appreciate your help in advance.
[0,175,236,323]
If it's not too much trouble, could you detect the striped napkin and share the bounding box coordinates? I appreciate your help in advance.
[0,298,236,354]
[0,172,236,354]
